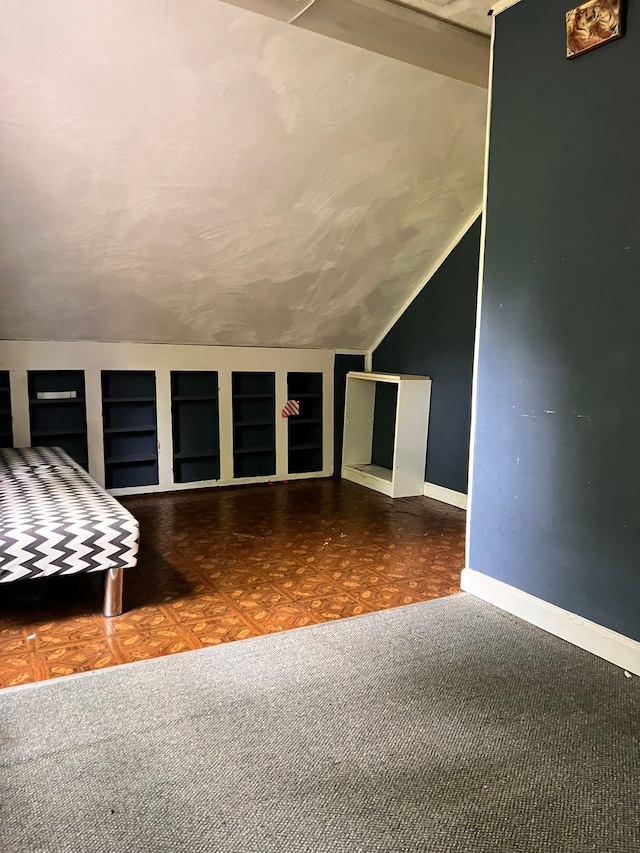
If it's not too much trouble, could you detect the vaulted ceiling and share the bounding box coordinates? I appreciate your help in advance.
[0,0,489,350]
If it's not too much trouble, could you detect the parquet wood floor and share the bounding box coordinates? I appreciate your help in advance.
[0,479,465,688]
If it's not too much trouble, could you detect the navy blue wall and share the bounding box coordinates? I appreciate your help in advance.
[372,217,481,493]
[469,0,640,640]
[333,353,365,475]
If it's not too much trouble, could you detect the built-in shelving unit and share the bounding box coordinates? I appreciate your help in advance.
[0,372,12,448]
[232,372,276,478]
[342,371,431,498]
[287,372,323,474]
[28,371,88,468]
[171,371,220,484]
[101,371,158,489]
[1,341,334,494]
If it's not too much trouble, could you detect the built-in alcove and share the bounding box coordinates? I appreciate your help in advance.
[171,371,220,484]
[232,372,276,478]
[287,372,323,474]
[101,370,159,489]
[28,370,88,468]
[1,341,334,494]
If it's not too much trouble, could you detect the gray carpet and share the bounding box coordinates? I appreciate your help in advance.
[1,594,639,852]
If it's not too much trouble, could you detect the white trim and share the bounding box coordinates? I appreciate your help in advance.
[364,351,373,372]
[461,569,640,676]
[334,349,368,357]
[9,370,29,447]
[287,0,319,24]
[465,15,496,564]
[348,370,430,383]
[369,204,484,354]
[108,469,330,498]
[423,482,467,509]
[490,0,524,16]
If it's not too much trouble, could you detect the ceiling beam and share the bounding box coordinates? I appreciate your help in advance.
[219,0,490,88]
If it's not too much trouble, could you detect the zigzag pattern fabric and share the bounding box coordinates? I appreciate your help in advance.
[0,447,139,583]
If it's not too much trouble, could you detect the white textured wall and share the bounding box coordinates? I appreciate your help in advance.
[0,0,487,349]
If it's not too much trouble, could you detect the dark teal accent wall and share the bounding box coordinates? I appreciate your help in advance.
[372,217,481,493]
[371,383,397,472]
[469,0,640,640]
[334,353,365,475]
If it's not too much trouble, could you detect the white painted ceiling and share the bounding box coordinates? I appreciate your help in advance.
[0,0,488,350]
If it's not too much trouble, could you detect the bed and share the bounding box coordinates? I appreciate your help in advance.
[0,446,139,616]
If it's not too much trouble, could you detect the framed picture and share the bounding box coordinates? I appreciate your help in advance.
[566,0,622,59]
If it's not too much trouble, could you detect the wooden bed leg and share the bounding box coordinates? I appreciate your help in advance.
[103,568,124,617]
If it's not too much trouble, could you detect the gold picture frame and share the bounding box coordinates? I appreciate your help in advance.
[566,0,622,59]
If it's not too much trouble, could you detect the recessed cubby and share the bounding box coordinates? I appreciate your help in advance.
[28,370,88,468]
[102,370,158,488]
[0,372,13,448]
[171,371,220,484]
[287,372,323,474]
[232,372,275,478]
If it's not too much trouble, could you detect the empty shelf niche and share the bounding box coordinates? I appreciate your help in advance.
[287,371,323,474]
[232,371,276,478]
[171,371,220,483]
[28,370,88,468]
[0,371,12,448]
[102,370,158,488]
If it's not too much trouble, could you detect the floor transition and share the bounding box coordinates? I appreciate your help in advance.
[0,479,464,688]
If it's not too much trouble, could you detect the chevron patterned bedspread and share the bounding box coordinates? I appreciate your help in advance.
[0,447,139,583]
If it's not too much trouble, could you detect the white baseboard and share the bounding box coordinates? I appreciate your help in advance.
[461,568,640,676]
[423,482,467,509]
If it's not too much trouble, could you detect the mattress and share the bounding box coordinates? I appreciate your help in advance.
[0,446,139,583]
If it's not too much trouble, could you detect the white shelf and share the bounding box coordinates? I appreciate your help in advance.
[341,371,431,498]
[346,371,430,384]
[342,463,394,497]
